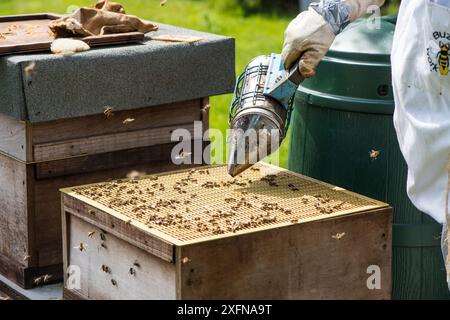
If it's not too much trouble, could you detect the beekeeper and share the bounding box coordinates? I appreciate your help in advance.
[281,0,450,289]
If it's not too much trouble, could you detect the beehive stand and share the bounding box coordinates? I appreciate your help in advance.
[62,163,392,300]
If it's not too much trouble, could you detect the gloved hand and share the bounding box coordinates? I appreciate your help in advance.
[282,0,385,77]
[49,0,158,38]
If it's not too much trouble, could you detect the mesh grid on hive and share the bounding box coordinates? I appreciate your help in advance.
[69,163,385,243]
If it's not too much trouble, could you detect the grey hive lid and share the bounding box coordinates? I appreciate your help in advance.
[0,23,236,122]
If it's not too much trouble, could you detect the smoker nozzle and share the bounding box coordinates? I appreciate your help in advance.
[227,112,283,177]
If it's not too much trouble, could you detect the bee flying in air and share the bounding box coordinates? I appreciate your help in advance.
[369,149,380,160]
[438,43,449,76]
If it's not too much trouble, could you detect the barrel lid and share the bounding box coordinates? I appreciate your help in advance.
[328,18,395,62]
[296,17,396,114]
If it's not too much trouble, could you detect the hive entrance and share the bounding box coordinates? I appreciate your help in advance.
[71,164,385,243]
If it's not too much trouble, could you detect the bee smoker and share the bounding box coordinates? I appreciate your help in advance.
[227,54,304,177]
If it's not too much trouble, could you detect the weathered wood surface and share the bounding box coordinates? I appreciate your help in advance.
[0,95,209,289]
[65,215,177,300]
[0,113,30,161]
[0,14,144,56]
[61,163,392,300]
[0,151,198,289]
[177,208,392,300]
[0,153,31,269]
[0,98,206,163]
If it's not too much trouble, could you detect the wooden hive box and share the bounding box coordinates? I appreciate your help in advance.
[0,98,209,289]
[61,163,392,300]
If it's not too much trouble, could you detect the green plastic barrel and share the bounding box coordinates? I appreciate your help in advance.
[288,18,450,299]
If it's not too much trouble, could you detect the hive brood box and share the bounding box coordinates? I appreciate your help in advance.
[0,21,235,289]
[0,98,208,289]
[61,163,392,300]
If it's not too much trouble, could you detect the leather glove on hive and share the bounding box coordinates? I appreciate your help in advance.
[49,0,158,38]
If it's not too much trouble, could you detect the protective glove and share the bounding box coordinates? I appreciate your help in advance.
[281,0,385,77]
[49,0,158,38]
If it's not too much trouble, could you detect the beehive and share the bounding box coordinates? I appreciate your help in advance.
[61,163,393,300]
[0,19,235,289]
[0,98,209,289]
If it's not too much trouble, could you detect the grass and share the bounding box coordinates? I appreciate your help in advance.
[0,0,292,167]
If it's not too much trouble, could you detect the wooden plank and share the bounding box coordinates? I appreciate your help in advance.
[34,160,186,268]
[0,98,203,163]
[0,252,62,289]
[0,14,144,56]
[0,153,30,268]
[177,207,392,299]
[31,99,202,145]
[61,208,70,295]
[0,113,28,161]
[33,123,195,162]
[63,288,88,300]
[63,195,176,262]
[0,252,27,288]
[35,143,178,180]
[67,215,176,300]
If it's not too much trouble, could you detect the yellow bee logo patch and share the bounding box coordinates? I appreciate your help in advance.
[438,44,449,76]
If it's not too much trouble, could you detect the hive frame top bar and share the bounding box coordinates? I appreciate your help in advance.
[61,163,388,248]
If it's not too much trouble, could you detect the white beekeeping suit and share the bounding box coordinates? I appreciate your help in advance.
[392,0,450,288]
[282,0,450,290]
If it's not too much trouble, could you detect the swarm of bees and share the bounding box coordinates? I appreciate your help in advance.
[73,166,357,241]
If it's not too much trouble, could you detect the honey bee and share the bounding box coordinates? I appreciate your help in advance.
[74,242,87,252]
[181,257,190,264]
[24,61,36,82]
[438,43,449,76]
[100,233,106,241]
[122,118,135,125]
[332,232,346,240]
[111,279,117,286]
[369,149,380,160]
[103,106,114,118]
[129,267,136,276]
[34,276,43,286]
[43,274,53,283]
[101,265,111,273]
[23,255,31,261]
[160,0,167,6]
[133,261,141,268]
[88,231,96,238]
[175,151,192,160]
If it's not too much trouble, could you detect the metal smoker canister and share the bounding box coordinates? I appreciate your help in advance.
[227,55,289,177]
